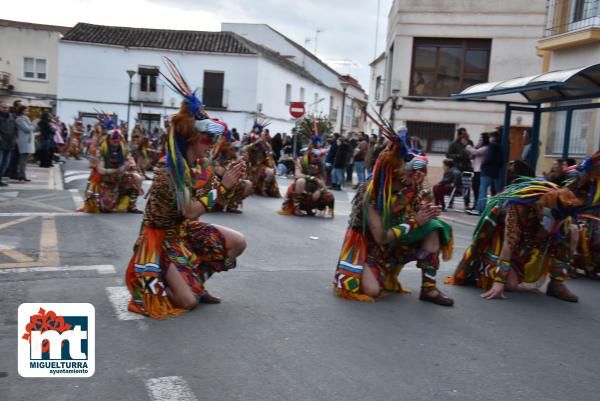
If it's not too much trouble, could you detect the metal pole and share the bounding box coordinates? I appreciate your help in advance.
[339,87,347,134]
[500,104,512,186]
[126,76,133,142]
[390,96,397,131]
[530,105,541,171]
[562,109,573,159]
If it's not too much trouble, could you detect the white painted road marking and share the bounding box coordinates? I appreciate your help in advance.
[0,264,116,274]
[63,170,90,177]
[106,286,144,321]
[146,376,198,401]
[64,174,91,184]
[0,212,84,217]
[69,188,84,209]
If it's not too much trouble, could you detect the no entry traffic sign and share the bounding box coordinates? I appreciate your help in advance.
[289,102,305,119]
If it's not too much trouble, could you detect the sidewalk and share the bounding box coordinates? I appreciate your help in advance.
[1,163,63,191]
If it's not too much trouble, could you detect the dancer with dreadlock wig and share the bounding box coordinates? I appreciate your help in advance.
[333,112,454,305]
[79,118,142,213]
[451,178,584,302]
[278,116,334,217]
[125,57,246,319]
[66,118,84,159]
[210,135,253,213]
[567,152,600,279]
[243,118,281,198]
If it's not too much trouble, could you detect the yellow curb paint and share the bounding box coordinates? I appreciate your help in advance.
[1,248,35,263]
[0,216,36,232]
[39,216,59,266]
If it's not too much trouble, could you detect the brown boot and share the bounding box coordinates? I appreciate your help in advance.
[419,287,454,306]
[546,280,578,303]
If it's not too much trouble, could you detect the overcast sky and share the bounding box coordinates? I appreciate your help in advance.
[5,0,393,92]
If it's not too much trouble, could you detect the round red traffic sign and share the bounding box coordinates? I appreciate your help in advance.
[289,102,305,119]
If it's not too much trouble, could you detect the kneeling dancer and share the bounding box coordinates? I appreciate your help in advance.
[451,178,583,302]
[125,59,247,319]
[279,128,334,217]
[333,120,454,305]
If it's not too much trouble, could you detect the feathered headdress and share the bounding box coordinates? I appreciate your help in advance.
[252,116,271,137]
[94,109,119,130]
[159,57,205,119]
[473,177,584,239]
[159,57,226,211]
[362,109,427,231]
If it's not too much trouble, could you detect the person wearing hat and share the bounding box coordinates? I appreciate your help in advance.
[243,119,281,198]
[125,57,247,319]
[333,120,454,306]
[210,136,253,213]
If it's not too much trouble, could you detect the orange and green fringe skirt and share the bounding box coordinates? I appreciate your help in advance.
[125,221,234,319]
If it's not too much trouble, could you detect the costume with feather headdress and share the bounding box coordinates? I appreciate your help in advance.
[332,111,453,304]
[242,118,281,198]
[567,152,600,279]
[278,115,334,217]
[210,134,252,213]
[450,177,585,301]
[79,116,141,213]
[125,57,241,319]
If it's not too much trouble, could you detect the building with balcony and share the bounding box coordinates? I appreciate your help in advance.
[0,19,70,116]
[536,0,600,171]
[374,0,547,153]
[56,23,332,135]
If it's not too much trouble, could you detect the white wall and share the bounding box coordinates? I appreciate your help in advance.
[223,23,340,88]
[0,26,63,107]
[549,43,600,71]
[57,41,261,131]
[255,57,331,133]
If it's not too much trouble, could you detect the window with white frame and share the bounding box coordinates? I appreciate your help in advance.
[300,87,305,102]
[285,84,292,105]
[23,57,47,80]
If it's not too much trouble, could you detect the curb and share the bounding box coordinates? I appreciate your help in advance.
[48,164,64,191]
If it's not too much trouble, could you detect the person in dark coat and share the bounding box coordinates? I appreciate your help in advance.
[446,128,473,173]
[38,112,55,168]
[469,131,503,215]
[332,137,349,190]
[0,102,17,186]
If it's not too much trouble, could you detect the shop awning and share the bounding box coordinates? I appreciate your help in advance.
[453,63,600,103]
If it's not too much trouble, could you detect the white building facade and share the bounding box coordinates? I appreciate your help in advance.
[223,23,368,134]
[57,23,331,136]
[0,19,69,115]
[377,0,547,152]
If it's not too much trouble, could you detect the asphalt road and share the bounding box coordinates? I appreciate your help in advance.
[1,159,599,401]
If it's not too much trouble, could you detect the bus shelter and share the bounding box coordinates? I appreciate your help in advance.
[452,63,600,172]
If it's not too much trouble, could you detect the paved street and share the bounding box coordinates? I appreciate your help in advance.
[1,159,600,401]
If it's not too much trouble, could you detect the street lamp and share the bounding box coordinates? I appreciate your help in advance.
[126,69,136,142]
[339,80,349,134]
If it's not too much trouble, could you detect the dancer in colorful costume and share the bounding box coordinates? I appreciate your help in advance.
[125,57,247,319]
[451,178,584,302]
[568,152,600,279]
[210,135,253,213]
[243,119,281,198]
[80,118,142,213]
[66,118,84,159]
[333,113,454,305]
[279,117,334,217]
